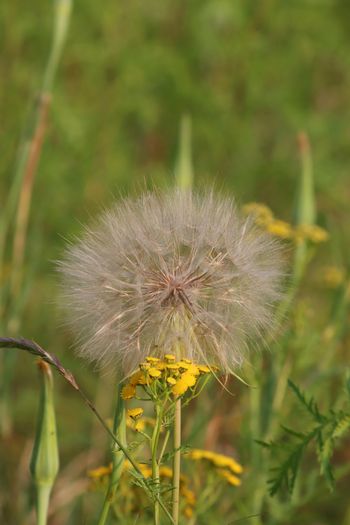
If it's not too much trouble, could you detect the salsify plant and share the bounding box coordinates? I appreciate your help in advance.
[56,188,286,524]
[58,189,285,374]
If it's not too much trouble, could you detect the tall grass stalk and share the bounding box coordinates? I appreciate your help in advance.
[172,399,181,525]
[293,131,316,283]
[248,132,318,523]
[175,114,193,190]
[97,382,126,525]
[151,404,163,525]
[0,0,73,437]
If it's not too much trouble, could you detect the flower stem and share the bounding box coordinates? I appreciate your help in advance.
[36,485,51,525]
[172,398,181,525]
[151,404,163,525]
[97,382,126,525]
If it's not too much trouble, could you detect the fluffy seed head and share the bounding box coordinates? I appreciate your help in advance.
[58,189,286,374]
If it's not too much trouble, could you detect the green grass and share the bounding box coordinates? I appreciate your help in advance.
[1,1,350,524]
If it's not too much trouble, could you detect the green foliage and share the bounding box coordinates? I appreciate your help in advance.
[260,379,350,497]
[2,0,350,524]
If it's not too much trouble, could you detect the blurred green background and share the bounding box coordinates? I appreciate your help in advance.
[1,1,350,524]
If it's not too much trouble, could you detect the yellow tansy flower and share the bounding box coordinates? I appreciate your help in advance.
[148,367,162,378]
[185,364,200,376]
[219,469,241,486]
[183,372,197,387]
[266,219,294,239]
[177,361,191,370]
[322,266,345,288]
[211,453,243,474]
[198,364,211,374]
[130,370,147,385]
[134,420,145,432]
[183,506,194,518]
[127,407,144,419]
[167,377,177,385]
[295,224,329,243]
[121,384,136,400]
[181,486,196,505]
[172,373,197,396]
[138,463,152,478]
[242,202,274,225]
[172,379,189,396]
[88,464,112,479]
[146,356,160,363]
[159,465,173,478]
[164,354,175,361]
[187,449,243,474]
[166,363,179,370]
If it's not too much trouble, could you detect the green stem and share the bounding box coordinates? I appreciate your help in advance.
[36,485,51,525]
[97,382,126,525]
[151,404,163,525]
[0,0,73,439]
[172,398,181,525]
[158,430,170,464]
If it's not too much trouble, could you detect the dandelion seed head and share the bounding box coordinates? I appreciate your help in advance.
[58,189,286,374]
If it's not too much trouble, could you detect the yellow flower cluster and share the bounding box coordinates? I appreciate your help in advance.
[121,355,213,400]
[127,407,144,419]
[187,448,243,487]
[126,413,156,433]
[88,463,112,480]
[321,265,346,288]
[243,202,329,243]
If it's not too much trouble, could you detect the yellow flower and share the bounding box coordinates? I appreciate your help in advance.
[134,420,145,432]
[185,364,200,376]
[148,367,162,378]
[167,377,177,385]
[128,416,155,432]
[127,407,144,419]
[187,449,205,460]
[121,384,136,400]
[166,363,179,370]
[124,460,152,478]
[181,486,196,505]
[146,356,160,363]
[266,220,294,239]
[178,361,199,374]
[172,372,197,396]
[242,202,274,225]
[87,463,112,479]
[130,370,147,385]
[295,224,329,243]
[159,465,173,478]
[218,469,241,486]
[183,506,194,518]
[164,354,176,361]
[183,372,197,386]
[322,266,345,288]
[211,453,243,474]
[172,379,189,396]
[138,463,152,478]
[187,449,243,474]
[198,364,211,374]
